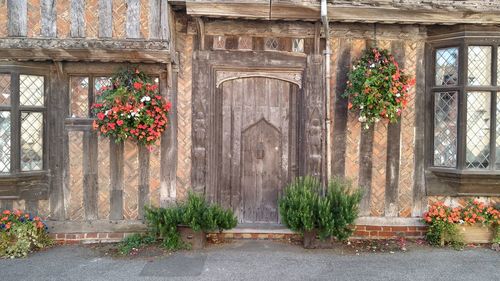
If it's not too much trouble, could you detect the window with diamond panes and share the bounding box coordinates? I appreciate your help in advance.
[265,38,279,51]
[0,71,46,174]
[468,46,492,86]
[292,39,304,53]
[70,77,89,118]
[496,94,500,169]
[435,47,459,86]
[431,42,500,172]
[434,92,458,167]
[70,76,112,118]
[466,92,491,169]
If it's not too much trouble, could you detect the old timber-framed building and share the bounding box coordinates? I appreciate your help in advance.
[0,0,499,240]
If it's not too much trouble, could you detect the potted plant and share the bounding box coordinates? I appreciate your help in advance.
[457,200,499,243]
[279,176,363,249]
[0,209,52,258]
[145,192,237,250]
[423,200,499,247]
[326,177,362,242]
[279,176,330,248]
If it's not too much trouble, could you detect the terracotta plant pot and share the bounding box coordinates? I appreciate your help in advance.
[457,224,494,244]
[303,230,333,249]
[177,225,206,250]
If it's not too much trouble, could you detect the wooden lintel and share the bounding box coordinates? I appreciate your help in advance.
[186,2,500,25]
[0,48,171,63]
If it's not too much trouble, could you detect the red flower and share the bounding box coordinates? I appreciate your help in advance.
[97,112,105,120]
[133,82,143,90]
[116,120,124,126]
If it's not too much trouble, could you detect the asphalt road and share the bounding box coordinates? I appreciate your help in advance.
[0,240,499,281]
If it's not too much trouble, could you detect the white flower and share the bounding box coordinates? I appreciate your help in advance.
[374,118,380,123]
[140,96,151,103]
[370,63,375,68]
[396,93,401,97]
[360,105,364,109]
[130,111,137,117]
[358,116,367,122]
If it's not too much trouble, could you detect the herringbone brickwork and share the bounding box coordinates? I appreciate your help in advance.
[68,131,84,221]
[398,41,419,218]
[97,137,111,220]
[55,0,70,38]
[27,0,41,37]
[344,39,366,186]
[123,142,139,220]
[176,28,194,199]
[0,1,6,37]
[112,0,127,39]
[85,0,99,38]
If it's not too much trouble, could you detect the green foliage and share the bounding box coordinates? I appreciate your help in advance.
[279,176,363,242]
[326,177,363,241]
[144,192,238,250]
[343,47,415,128]
[118,233,156,255]
[425,220,463,250]
[0,210,52,259]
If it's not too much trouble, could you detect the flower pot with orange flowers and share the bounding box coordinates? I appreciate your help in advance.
[457,200,499,244]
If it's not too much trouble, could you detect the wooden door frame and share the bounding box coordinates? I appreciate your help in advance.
[191,50,324,206]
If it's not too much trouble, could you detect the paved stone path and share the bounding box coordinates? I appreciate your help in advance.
[0,240,499,281]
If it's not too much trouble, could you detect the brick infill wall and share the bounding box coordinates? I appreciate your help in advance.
[49,225,427,244]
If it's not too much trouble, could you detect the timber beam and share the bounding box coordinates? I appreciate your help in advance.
[185,1,500,25]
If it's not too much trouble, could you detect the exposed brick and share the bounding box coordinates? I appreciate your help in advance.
[377,231,395,237]
[108,232,124,239]
[391,226,409,232]
[354,225,366,231]
[56,233,65,239]
[85,233,98,239]
[98,233,108,239]
[242,233,252,239]
[353,230,369,237]
[65,234,77,240]
[365,226,382,231]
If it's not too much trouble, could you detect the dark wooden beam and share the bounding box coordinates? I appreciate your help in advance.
[331,38,351,178]
[186,2,500,25]
[384,40,404,217]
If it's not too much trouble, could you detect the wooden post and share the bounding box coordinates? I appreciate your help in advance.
[83,130,99,220]
[138,145,150,219]
[109,141,124,220]
[49,62,67,220]
[126,0,141,39]
[160,65,177,206]
[70,0,85,38]
[98,0,113,38]
[331,38,351,177]
[7,0,27,37]
[384,40,405,217]
[41,0,57,37]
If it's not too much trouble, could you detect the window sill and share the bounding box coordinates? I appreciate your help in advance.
[426,167,500,196]
[0,171,49,200]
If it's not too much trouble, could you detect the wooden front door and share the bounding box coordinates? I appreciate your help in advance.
[220,77,299,223]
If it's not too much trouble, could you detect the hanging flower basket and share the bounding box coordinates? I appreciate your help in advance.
[91,68,171,147]
[344,47,415,128]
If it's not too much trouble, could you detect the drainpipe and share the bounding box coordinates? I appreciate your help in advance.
[321,0,332,182]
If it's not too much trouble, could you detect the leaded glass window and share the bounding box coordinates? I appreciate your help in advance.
[0,72,46,174]
[434,92,458,167]
[431,43,500,171]
[69,75,112,118]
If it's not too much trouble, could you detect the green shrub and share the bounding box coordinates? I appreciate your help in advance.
[279,176,363,241]
[118,233,156,255]
[144,192,238,250]
[0,210,52,258]
[279,176,333,239]
[326,177,362,241]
